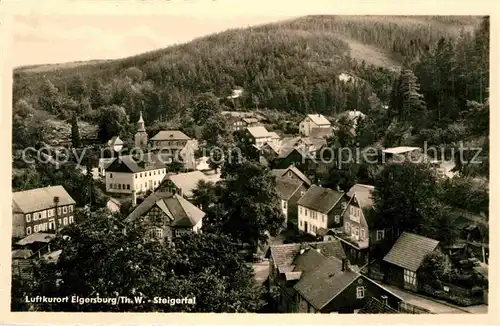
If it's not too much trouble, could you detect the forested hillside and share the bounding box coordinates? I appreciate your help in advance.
[12,15,487,162]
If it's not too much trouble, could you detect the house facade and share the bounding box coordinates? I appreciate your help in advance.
[334,184,391,266]
[299,114,331,137]
[266,241,403,313]
[12,186,76,238]
[275,178,307,226]
[125,192,204,242]
[105,154,167,194]
[297,185,347,237]
[245,126,272,148]
[272,165,312,188]
[149,130,197,170]
[383,232,440,292]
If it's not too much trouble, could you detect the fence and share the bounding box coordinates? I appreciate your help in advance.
[398,301,433,314]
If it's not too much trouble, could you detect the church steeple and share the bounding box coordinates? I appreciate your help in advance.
[137,111,146,132]
[135,111,148,147]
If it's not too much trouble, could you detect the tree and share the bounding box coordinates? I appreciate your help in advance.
[191,92,223,125]
[218,159,285,251]
[97,105,129,143]
[191,180,219,211]
[19,210,263,312]
[388,69,427,126]
[71,115,81,148]
[418,251,450,287]
[372,162,438,232]
[38,79,61,113]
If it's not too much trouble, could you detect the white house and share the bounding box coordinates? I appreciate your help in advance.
[299,114,331,137]
[246,126,273,148]
[297,185,347,237]
[105,153,167,194]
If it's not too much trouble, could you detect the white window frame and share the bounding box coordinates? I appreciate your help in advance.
[26,226,32,235]
[63,206,67,214]
[404,269,417,286]
[34,225,39,233]
[345,221,351,233]
[68,205,73,213]
[69,216,74,224]
[334,215,340,223]
[376,230,385,241]
[25,214,31,223]
[33,212,39,221]
[41,210,47,219]
[360,228,366,240]
[48,219,55,230]
[356,286,365,299]
[63,217,68,225]
[57,207,62,215]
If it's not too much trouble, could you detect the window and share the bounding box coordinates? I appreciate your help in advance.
[48,219,55,230]
[33,212,38,221]
[353,226,359,239]
[63,206,67,214]
[69,216,74,224]
[48,209,54,217]
[63,217,68,225]
[322,215,324,223]
[300,191,305,196]
[283,201,287,209]
[140,173,143,178]
[299,207,302,214]
[356,286,365,299]
[288,171,292,178]
[68,206,73,213]
[25,214,31,222]
[26,226,32,235]
[145,183,147,187]
[41,210,47,219]
[127,184,131,190]
[305,209,307,216]
[58,219,62,226]
[376,230,385,241]
[135,174,137,179]
[110,173,113,178]
[34,225,39,232]
[300,220,302,227]
[334,215,340,223]
[404,269,417,286]
[149,172,151,176]
[361,228,366,240]
[57,207,62,215]
[345,221,351,233]
[341,202,347,209]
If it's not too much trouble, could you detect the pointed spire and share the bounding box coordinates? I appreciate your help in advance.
[138,111,144,123]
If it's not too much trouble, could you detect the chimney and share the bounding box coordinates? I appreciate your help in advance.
[53,196,60,204]
[341,258,350,272]
[380,295,388,306]
[131,190,137,207]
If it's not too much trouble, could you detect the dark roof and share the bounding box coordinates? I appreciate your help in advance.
[294,255,359,310]
[383,232,440,272]
[271,166,312,186]
[276,178,303,201]
[12,185,76,214]
[266,241,345,267]
[297,185,344,214]
[126,192,205,227]
[106,153,166,173]
[358,297,399,314]
[347,184,374,209]
[150,130,191,141]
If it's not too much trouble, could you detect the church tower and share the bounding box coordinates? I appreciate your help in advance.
[134,111,148,148]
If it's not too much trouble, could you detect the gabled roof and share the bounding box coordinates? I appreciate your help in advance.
[297,185,344,214]
[150,130,191,141]
[13,186,76,214]
[266,241,345,267]
[12,249,33,259]
[106,153,166,173]
[246,126,270,138]
[268,131,280,139]
[310,127,334,139]
[305,114,331,126]
[242,117,259,124]
[107,136,124,147]
[126,192,205,227]
[271,166,312,186]
[383,232,439,272]
[347,184,375,210]
[359,297,399,314]
[17,233,56,246]
[163,171,221,198]
[294,254,359,310]
[276,178,303,201]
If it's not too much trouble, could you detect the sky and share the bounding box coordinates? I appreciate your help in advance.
[11,14,294,67]
[4,0,491,68]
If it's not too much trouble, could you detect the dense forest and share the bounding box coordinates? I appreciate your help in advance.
[12,15,488,172]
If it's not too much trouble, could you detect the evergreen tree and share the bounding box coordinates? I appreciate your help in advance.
[70,115,81,148]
